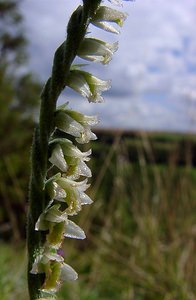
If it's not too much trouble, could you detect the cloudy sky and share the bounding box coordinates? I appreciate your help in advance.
[20,0,196,132]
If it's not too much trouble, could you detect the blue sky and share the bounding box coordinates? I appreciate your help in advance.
[20,0,196,132]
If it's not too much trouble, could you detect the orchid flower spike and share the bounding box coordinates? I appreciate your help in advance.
[28,0,130,298]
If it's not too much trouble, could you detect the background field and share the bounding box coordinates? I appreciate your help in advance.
[0,130,196,300]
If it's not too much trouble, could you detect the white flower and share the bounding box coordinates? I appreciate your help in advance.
[49,139,92,179]
[45,173,65,201]
[55,108,98,144]
[67,69,111,103]
[35,204,68,231]
[78,38,118,64]
[91,6,128,34]
[64,219,86,239]
[30,247,62,274]
[43,204,67,223]
[31,247,78,292]
[35,203,86,240]
[49,144,68,172]
[60,263,78,281]
[52,181,67,201]
[56,177,93,215]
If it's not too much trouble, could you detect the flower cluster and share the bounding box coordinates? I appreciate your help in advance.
[30,108,97,296]
[31,0,127,297]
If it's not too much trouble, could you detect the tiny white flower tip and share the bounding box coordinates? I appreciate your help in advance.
[76,129,97,144]
[78,160,92,177]
[60,263,78,281]
[80,192,93,205]
[64,220,86,239]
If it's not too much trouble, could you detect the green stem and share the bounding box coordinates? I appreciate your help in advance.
[27,2,101,299]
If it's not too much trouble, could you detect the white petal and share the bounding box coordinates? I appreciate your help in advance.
[68,72,91,98]
[60,263,78,281]
[77,160,92,177]
[92,20,120,34]
[64,220,86,239]
[44,205,68,223]
[56,112,83,138]
[35,214,49,231]
[65,110,98,126]
[78,38,118,65]
[30,255,43,274]
[91,6,128,33]
[85,74,111,92]
[49,144,68,172]
[57,177,89,191]
[98,6,127,23]
[79,54,104,64]
[80,192,93,205]
[60,139,91,160]
[53,182,67,200]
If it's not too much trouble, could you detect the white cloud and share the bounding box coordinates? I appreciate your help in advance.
[20,0,196,132]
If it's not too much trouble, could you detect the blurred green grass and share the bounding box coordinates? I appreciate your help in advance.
[0,131,196,299]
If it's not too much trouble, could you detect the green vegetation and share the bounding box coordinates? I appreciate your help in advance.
[0,133,196,299]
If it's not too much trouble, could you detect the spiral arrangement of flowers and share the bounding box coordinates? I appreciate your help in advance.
[27,1,128,299]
